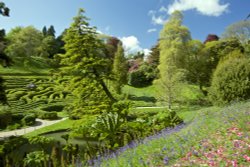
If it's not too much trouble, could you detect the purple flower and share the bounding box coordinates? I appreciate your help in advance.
[163,156,169,165]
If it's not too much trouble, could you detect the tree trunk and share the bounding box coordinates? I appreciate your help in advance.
[93,68,117,103]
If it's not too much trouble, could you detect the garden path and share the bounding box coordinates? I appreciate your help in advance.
[0,117,68,139]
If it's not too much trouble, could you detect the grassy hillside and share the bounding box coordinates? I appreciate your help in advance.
[0,56,53,74]
[98,101,250,167]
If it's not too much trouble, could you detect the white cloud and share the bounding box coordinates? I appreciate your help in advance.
[159,6,168,13]
[120,36,141,54]
[120,36,150,56]
[148,11,167,25]
[167,0,229,16]
[147,28,157,33]
[143,49,152,57]
[152,15,167,25]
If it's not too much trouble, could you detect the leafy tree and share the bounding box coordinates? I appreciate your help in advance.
[60,9,116,117]
[41,35,58,58]
[197,38,245,92]
[55,29,66,54]
[6,26,44,59]
[147,43,160,68]
[41,25,58,58]
[105,36,120,60]
[128,62,156,87]
[183,40,209,94]
[112,42,128,94]
[155,11,189,109]
[143,43,160,81]
[222,20,250,45]
[0,2,9,16]
[209,52,250,105]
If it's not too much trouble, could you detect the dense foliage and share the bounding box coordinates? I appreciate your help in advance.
[112,42,128,94]
[209,53,250,105]
[155,11,190,109]
[60,9,116,117]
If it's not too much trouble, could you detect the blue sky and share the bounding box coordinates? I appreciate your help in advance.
[0,0,249,55]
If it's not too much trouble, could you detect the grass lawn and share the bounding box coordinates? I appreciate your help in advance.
[25,114,97,137]
[24,118,75,137]
[123,84,206,107]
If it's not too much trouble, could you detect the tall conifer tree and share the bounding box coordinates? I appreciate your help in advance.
[60,9,116,117]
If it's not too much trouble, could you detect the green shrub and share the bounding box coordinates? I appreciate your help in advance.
[8,91,27,100]
[209,56,250,105]
[38,111,58,120]
[21,114,36,126]
[41,105,64,112]
[7,123,22,130]
[12,113,25,122]
[0,106,12,129]
[128,69,153,87]
[153,110,183,128]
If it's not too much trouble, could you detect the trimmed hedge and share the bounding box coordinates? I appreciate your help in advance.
[0,107,12,128]
[21,114,36,126]
[41,104,64,112]
[37,111,58,120]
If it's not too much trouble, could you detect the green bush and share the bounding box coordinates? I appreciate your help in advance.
[37,111,58,120]
[153,110,183,128]
[41,105,64,112]
[8,91,27,100]
[0,106,12,129]
[12,113,25,122]
[7,123,22,130]
[21,114,36,126]
[209,56,250,105]
[128,69,153,88]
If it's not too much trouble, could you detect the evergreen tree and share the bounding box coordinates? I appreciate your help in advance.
[47,25,56,37]
[60,9,116,117]
[112,42,128,94]
[155,11,190,109]
[42,26,47,37]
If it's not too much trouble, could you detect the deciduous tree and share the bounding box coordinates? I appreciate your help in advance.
[155,11,189,109]
[6,26,44,59]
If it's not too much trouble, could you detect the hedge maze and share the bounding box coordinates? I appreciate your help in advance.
[4,75,73,118]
